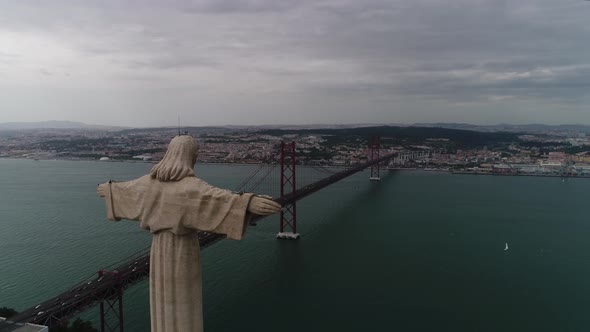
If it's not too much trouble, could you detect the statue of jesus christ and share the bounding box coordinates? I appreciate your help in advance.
[97,135,282,332]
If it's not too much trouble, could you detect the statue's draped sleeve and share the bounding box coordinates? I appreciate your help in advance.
[103,176,255,240]
[104,178,144,222]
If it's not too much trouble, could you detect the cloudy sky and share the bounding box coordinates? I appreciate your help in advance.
[0,0,588,127]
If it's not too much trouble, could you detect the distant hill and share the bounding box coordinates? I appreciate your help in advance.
[222,123,403,130]
[0,121,124,131]
[256,125,520,149]
[412,123,590,134]
[3,121,588,135]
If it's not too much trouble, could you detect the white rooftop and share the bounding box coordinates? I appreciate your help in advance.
[0,318,48,332]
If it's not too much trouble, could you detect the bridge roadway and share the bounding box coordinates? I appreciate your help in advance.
[0,153,396,331]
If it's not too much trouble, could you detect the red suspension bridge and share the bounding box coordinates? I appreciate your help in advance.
[0,138,428,332]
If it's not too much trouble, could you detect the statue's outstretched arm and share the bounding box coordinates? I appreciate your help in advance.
[247,196,282,216]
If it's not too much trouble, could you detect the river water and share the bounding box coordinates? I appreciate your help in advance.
[1,159,590,331]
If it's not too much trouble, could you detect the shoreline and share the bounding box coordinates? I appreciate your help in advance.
[0,156,270,166]
[3,157,588,178]
[451,171,590,179]
[0,157,386,169]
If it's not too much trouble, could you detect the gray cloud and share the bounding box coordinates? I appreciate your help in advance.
[0,0,588,126]
[181,0,298,14]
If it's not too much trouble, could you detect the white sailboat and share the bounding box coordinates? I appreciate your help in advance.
[504,242,509,251]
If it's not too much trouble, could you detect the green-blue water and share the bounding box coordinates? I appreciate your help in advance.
[1,159,590,331]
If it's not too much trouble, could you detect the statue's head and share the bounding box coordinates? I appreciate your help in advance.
[150,135,199,182]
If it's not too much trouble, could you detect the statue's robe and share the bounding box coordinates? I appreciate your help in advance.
[102,175,254,332]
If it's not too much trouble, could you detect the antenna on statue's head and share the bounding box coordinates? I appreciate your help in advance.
[178,116,181,136]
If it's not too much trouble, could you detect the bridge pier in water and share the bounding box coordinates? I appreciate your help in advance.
[369,136,381,181]
[98,270,124,332]
[277,141,300,240]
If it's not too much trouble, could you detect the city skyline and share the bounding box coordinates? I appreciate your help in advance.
[1,0,589,127]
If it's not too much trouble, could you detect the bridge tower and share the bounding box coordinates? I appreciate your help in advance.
[98,270,124,332]
[369,136,381,181]
[277,141,300,239]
